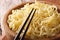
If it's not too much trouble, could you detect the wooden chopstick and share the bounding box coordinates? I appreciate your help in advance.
[14,8,36,40]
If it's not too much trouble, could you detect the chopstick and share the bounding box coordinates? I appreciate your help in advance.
[14,8,36,40]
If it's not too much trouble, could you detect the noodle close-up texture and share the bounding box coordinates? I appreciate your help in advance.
[7,1,60,40]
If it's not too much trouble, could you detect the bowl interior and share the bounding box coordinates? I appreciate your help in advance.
[3,1,60,40]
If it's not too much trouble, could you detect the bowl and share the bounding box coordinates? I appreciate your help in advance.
[2,1,60,40]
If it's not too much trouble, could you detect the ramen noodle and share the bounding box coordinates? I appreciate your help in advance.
[7,1,60,40]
